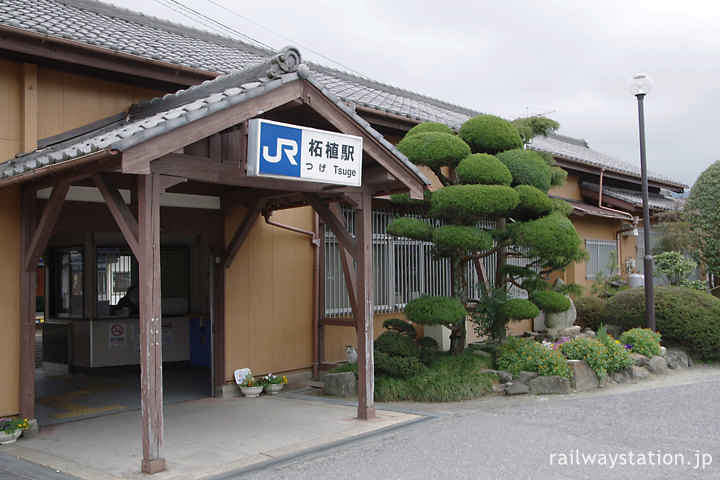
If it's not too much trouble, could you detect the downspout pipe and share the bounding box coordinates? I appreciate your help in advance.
[616,217,640,274]
[262,209,321,378]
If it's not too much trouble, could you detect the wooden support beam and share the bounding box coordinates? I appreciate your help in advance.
[223,198,266,269]
[329,202,358,318]
[138,173,165,474]
[24,180,70,272]
[319,317,357,327]
[19,186,37,420]
[302,193,356,255]
[92,172,140,259]
[354,192,376,420]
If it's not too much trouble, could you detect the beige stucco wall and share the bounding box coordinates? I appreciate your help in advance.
[0,61,22,162]
[549,175,582,201]
[0,185,21,416]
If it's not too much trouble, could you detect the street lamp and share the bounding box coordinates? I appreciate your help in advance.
[629,73,655,331]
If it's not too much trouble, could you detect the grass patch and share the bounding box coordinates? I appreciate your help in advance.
[375,351,495,402]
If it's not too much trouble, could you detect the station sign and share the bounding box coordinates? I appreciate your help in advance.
[247,119,363,187]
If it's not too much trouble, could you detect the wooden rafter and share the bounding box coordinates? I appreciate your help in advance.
[302,193,356,255]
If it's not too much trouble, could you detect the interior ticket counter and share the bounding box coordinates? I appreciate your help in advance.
[42,232,212,373]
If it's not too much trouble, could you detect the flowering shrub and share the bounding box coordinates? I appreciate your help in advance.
[258,373,287,385]
[619,328,662,358]
[0,418,29,433]
[596,325,634,373]
[497,336,571,378]
[239,375,259,388]
[560,337,608,378]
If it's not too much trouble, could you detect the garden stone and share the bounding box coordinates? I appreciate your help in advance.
[323,372,357,397]
[612,371,630,383]
[598,375,612,388]
[497,370,514,383]
[505,382,529,395]
[567,360,599,391]
[648,356,667,375]
[528,375,571,394]
[630,365,650,381]
[666,350,690,369]
[544,295,577,328]
[631,353,649,367]
[516,371,539,385]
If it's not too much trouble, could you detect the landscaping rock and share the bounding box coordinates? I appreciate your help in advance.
[598,374,612,388]
[545,296,577,328]
[630,365,650,381]
[323,372,357,397]
[516,371,539,385]
[567,360,599,391]
[631,353,649,367]
[497,370,514,383]
[666,350,690,369]
[648,356,667,375]
[505,382,529,395]
[492,384,507,395]
[528,376,571,394]
[612,370,631,383]
[544,326,582,339]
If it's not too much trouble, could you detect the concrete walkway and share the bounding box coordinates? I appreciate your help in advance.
[0,390,422,480]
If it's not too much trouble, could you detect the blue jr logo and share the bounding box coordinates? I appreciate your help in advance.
[258,122,302,178]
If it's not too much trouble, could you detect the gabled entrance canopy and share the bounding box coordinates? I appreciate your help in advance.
[3,46,429,474]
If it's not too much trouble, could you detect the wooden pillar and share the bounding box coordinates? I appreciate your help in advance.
[19,186,36,420]
[355,192,375,420]
[212,236,225,394]
[138,174,165,474]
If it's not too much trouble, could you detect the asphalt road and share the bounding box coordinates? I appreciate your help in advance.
[235,366,720,480]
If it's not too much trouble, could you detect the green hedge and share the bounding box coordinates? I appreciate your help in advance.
[574,296,607,330]
[429,184,519,222]
[512,185,553,221]
[456,153,513,186]
[495,149,552,193]
[432,225,493,256]
[387,217,434,242]
[458,115,523,155]
[404,121,455,137]
[396,132,471,169]
[602,286,720,361]
[404,295,467,326]
[530,290,571,313]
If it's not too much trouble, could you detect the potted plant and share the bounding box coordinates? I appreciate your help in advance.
[238,376,263,397]
[0,418,29,445]
[259,373,287,395]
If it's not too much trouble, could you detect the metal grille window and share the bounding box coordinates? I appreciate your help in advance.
[324,211,537,316]
[586,239,617,280]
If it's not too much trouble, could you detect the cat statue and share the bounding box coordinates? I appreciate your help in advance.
[345,345,358,363]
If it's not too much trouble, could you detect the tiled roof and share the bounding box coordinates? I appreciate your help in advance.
[0,47,430,185]
[581,182,678,212]
[0,0,481,130]
[529,133,687,189]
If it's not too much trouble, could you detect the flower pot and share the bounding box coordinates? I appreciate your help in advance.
[0,428,21,445]
[240,386,263,397]
[264,384,284,395]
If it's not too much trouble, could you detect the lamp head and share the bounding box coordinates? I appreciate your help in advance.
[629,73,653,96]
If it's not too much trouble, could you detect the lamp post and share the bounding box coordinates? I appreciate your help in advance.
[629,73,655,331]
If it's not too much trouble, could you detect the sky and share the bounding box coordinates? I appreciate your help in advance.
[117,0,720,189]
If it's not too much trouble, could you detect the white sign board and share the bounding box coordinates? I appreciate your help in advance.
[247,119,363,186]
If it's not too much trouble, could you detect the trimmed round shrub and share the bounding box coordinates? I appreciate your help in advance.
[405,121,455,137]
[382,318,417,339]
[374,350,425,378]
[512,185,553,221]
[496,336,572,378]
[404,295,467,326]
[501,298,540,320]
[432,225,493,256]
[560,337,608,378]
[574,296,607,330]
[389,190,432,210]
[619,328,662,358]
[429,184,519,222]
[456,153,512,186]
[416,336,439,350]
[507,213,584,270]
[397,132,472,170]
[601,286,720,360]
[375,331,420,358]
[495,149,553,193]
[387,217,434,242]
[530,290,571,313]
[458,115,523,155]
[550,197,574,217]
